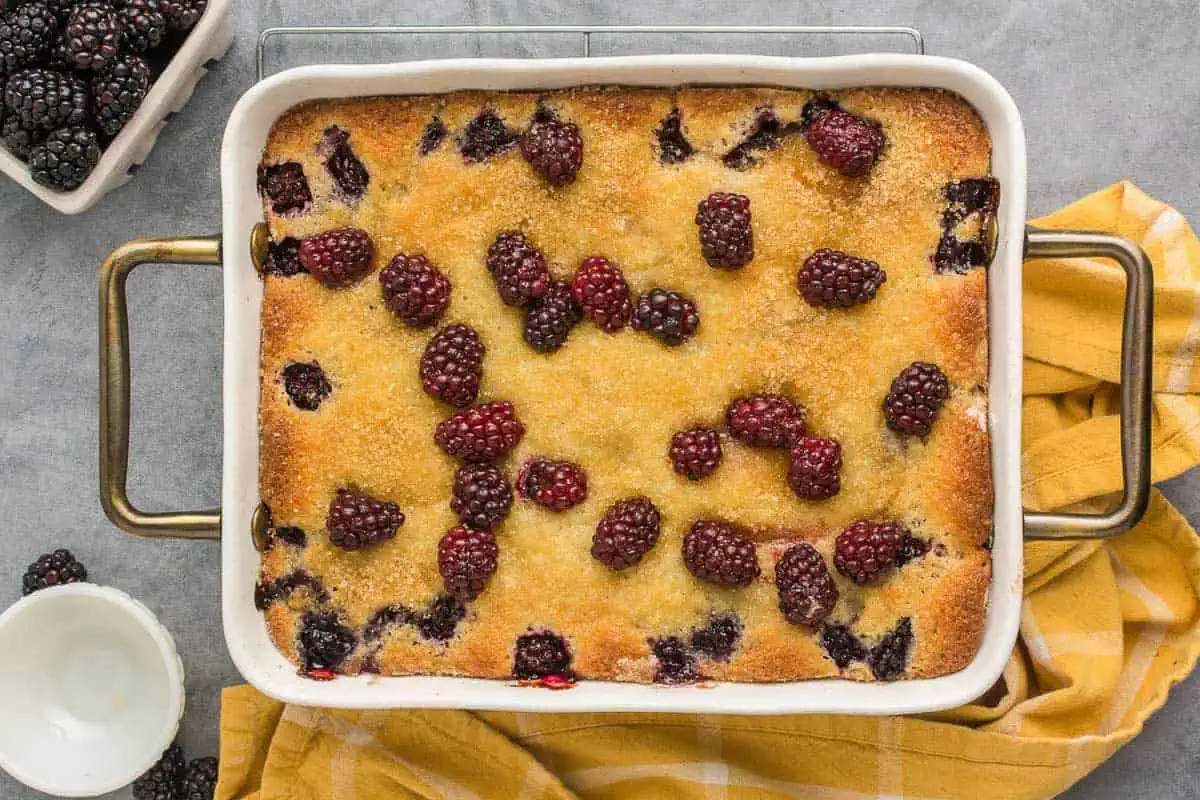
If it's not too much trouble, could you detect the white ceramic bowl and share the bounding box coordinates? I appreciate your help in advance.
[0,584,185,797]
[0,0,233,214]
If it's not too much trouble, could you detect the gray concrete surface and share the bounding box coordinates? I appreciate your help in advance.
[0,1,1197,797]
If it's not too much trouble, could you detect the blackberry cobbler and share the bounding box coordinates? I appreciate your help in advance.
[256,86,996,685]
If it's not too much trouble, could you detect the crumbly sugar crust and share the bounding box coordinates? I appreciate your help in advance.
[257,86,994,683]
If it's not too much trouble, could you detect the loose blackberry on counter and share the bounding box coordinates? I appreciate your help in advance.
[181,757,219,800]
[22,548,87,594]
[132,742,185,800]
[91,53,150,136]
[28,125,98,189]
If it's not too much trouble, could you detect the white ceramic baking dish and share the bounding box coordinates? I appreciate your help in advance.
[0,0,233,214]
[98,52,1154,715]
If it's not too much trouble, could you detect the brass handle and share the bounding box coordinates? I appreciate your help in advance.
[99,236,223,539]
[1022,227,1154,539]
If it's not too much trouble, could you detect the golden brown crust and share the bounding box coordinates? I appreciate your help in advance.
[255,86,993,685]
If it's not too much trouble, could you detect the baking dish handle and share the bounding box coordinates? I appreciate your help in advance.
[1021,227,1153,540]
[99,236,222,539]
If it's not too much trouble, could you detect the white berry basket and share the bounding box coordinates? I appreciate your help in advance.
[0,0,233,215]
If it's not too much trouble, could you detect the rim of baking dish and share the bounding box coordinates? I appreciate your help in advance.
[221,54,1027,714]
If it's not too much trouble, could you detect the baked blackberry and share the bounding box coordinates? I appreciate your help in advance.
[257,162,311,216]
[592,497,661,571]
[115,0,165,54]
[895,533,931,567]
[725,393,806,448]
[434,401,525,461]
[513,630,573,680]
[0,2,59,75]
[797,248,887,308]
[132,742,185,800]
[834,520,905,584]
[683,520,760,587]
[281,361,331,411]
[486,232,550,307]
[523,280,581,353]
[419,116,446,154]
[652,636,698,684]
[22,548,87,594]
[631,288,700,346]
[516,457,587,511]
[4,68,89,130]
[438,525,499,600]
[298,611,356,672]
[690,613,741,661]
[775,542,838,627]
[571,256,632,333]
[157,0,206,32]
[787,437,842,501]
[269,525,306,549]
[264,237,304,276]
[321,125,368,201]
[944,176,1000,223]
[91,54,151,137]
[182,757,218,800]
[695,191,753,269]
[804,107,885,178]
[325,487,405,551]
[380,253,451,327]
[669,427,722,481]
[459,109,516,163]
[799,95,840,130]
[298,227,374,288]
[62,2,121,72]
[883,361,950,437]
[29,125,98,190]
[722,107,792,169]
[451,462,513,531]
[821,623,866,668]
[2,111,42,160]
[420,323,483,408]
[254,570,328,611]
[519,107,583,186]
[868,618,913,681]
[655,107,693,164]
[416,594,467,642]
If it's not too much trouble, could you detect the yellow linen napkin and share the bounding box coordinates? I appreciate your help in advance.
[216,182,1200,800]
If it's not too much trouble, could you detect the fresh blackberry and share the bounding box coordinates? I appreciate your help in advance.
[438,525,499,600]
[298,227,374,288]
[804,107,885,178]
[257,161,311,216]
[631,288,700,346]
[787,437,842,501]
[182,757,218,800]
[821,623,866,668]
[895,533,931,567]
[591,497,661,571]
[157,0,206,32]
[29,125,98,190]
[722,107,792,170]
[884,362,950,437]
[669,427,722,481]
[571,256,632,333]
[264,237,304,276]
[459,109,517,163]
[380,253,451,327]
[298,611,356,672]
[517,457,587,511]
[132,742,185,800]
[91,54,151,137]
[1,111,41,160]
[416,594,467,642]
[652,636,698,684]
[22,548,87,594]
[513,630,573,680]
[797,249,887,308]
[321,125,368,201]
[655,107,693,164]
[281,361,331,411]
[690,613,741,661]
[115,0,165,54]
[420,323,484,408]
[695,191,754,269]
[0,2,59,75]
[419,116,446,154]
[868,617,913,680]
[520,107,583,186]
[800,95,840,130]
[451,462,513,531]
[325,487,405,551]
[486,232,550,307]
[434,401,525,461]
[682,520,760,587]
[774,542,838,627]
[523,280,581,353]
[62,2,120,72]
[725,393,806,448]
[834,520,905,584]
[4,68,89,130]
